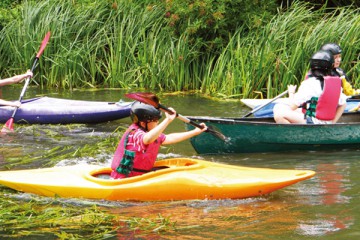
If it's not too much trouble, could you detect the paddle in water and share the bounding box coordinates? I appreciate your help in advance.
[1,31,51,133]
[125,92,228,141]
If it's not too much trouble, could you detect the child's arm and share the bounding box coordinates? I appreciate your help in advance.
[0,70,33,87]
[0,99,21,107]
[163,123,207,145]
[142,108,177,144]
[332,104,346,123]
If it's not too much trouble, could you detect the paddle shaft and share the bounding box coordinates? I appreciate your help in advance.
[157,103,206,130]
[10,58,38,118]
[158,103,227,141]
[1,31,50,133]
[124,92,227,141]
[242,90,289,117]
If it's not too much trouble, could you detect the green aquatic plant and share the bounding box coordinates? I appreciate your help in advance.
[0,194,177,238]
[1,124,125,168]
[124,214,177,233]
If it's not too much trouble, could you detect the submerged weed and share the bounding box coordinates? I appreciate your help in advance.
[122,214,177,233]
[0,194,177,238]
[1,124,125,168]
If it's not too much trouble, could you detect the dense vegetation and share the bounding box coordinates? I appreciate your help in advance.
[0,0,359,98]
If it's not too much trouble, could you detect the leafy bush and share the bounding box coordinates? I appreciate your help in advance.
[152,0,278,53]
[0,0,23,30]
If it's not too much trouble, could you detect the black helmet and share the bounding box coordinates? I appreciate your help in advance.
[310,50,334,71]
[130,101,162,123]
[320,43,342,55]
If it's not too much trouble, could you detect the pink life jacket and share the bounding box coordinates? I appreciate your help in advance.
[111,124,165,179]
[312,76,341,120]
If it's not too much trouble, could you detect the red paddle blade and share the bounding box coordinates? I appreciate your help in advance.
[125,92,160,108]
[36,32,51,58]
[1,118,14,133]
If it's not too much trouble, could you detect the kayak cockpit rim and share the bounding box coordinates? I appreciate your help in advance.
[84,158,202,186]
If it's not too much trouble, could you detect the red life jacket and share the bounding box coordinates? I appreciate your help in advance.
[304,76,341,120]
[111,124,165,178]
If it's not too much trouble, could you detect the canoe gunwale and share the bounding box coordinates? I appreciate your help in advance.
[186,114,360,127]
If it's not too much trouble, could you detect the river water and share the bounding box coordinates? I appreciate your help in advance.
[1,86,360,239]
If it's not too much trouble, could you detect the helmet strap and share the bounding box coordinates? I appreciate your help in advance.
[138,121,149,132]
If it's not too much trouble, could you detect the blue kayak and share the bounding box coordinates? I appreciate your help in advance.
[0,97,132,124]
[247,98,360,118]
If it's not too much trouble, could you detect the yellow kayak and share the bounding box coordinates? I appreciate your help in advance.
[0,158,315,201]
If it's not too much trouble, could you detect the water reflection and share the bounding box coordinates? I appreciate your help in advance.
[296,161,354,237]
[0,88,360,239]
[317,163,349,205]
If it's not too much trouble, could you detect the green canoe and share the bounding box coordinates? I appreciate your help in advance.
[186,113,360,154]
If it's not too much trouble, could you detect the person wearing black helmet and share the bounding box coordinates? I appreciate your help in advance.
[320,43,344,76]
[274,50,347,124]
[307,43,359,96]
[111,101,207,179]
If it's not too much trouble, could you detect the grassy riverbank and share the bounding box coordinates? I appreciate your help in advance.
[0,0,359,98]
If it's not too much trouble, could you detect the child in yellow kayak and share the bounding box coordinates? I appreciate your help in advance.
[0,70,33,107]
[111,101,207,179]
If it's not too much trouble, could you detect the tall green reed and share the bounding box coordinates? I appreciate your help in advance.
[0,1,359,99]
[203,2,360,98]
